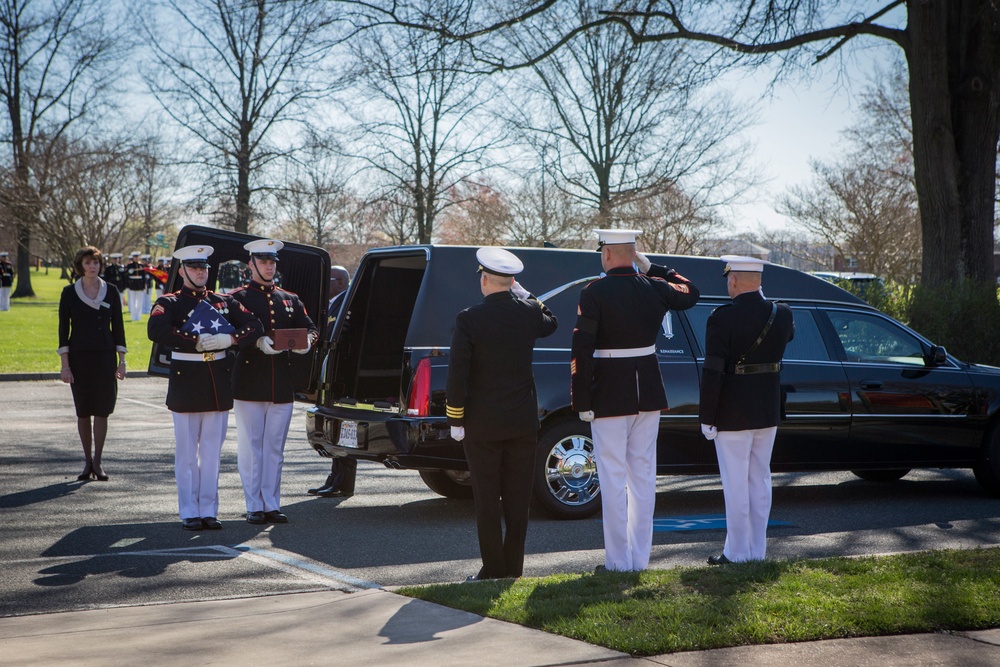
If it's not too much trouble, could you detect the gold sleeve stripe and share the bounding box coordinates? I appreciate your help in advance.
[446,405,464,418]
[570,358,577,375]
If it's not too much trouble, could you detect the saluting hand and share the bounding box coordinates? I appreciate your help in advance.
[634,251,651,273]
[511,280,530,300]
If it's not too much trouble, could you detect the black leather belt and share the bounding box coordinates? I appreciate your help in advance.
[731,362,782,375]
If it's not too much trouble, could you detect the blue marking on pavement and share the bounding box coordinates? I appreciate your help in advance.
[650,514,792,532]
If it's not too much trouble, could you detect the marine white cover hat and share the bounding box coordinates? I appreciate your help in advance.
[245,239,284,259]
[594,229,641,249]
[109,252,122,259]
[173,245,214,265]
[721,254,767,275]
[0,251,8,257]
[476,247,523,276]
[130,251,141,257]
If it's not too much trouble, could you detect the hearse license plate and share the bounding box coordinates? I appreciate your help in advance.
[339,420,359,448]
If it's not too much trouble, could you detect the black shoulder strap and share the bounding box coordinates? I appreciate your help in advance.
[738,302,778,365]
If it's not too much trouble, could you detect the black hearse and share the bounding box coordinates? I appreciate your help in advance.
[153,226,1000,520]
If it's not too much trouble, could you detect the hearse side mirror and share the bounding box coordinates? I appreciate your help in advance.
[926,345,948,366]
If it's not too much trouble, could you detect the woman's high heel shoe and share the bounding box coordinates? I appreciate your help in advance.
[94,466,109,481]
[77,463,94,481]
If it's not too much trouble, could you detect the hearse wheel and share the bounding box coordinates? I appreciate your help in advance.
[418,469,474,499]
[532,419,602,519]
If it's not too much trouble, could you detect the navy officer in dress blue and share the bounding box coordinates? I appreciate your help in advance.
[571,230,700,572]
[147,245,264,531]
[700,255,794,565]
[446,247,558,580]
[229,239,318,525]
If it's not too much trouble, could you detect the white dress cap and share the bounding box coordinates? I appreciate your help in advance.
[244,238,284,259]
[476,247,524,276]
[130,251,141,257]
[0,251,8,257]
[172,245,215,265]
[721,254,767,275]
[594,229,641,250]
[109,253,122,259]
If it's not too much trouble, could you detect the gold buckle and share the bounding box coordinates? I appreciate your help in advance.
[203,352,216,362]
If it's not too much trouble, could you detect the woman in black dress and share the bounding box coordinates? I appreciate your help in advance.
[58,246,127,481]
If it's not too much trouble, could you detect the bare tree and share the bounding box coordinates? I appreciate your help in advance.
[139,0,343,233]
[779,60,921,285]
[0,0,124,297]
[502,1,755,226]
[614,183,727,255]
[348,0,501,244]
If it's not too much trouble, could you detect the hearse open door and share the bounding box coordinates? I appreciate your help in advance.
[147,225,331,398]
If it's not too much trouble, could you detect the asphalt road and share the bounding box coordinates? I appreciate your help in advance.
[3,377,1000,618]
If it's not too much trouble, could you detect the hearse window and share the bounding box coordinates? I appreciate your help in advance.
[684,303,831,362]
[656,311,693,357]
[824,310,925,366]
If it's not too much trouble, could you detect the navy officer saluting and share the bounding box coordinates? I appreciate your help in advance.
[229,239,318,525]
[446,247,558,580]
[147,245,263,531]
[571,230,700,572]
[700,255,794,565]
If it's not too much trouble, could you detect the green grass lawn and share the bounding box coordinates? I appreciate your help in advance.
[398,547,1000,656]
[0,268,153,373]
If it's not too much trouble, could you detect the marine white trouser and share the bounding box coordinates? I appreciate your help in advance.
[234,400,294,513]
[590,410,660,571]
[172,411,229,520]
[128,289,143,321]
[0,286,9,310]
[714,426,778,562]
[142,287,151,314]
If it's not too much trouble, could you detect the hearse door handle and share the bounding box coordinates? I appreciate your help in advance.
[860,380,883,390]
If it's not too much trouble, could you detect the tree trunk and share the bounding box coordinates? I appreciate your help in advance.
[906,1,964,289]
[11,222,33,298]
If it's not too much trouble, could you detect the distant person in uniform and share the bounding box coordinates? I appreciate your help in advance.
[700,255,794,565]
[217,260,243,294]
[147,245,263,531]
[0,251,13,311]
[446,247,558,580]
[230,239,318,525]
[308,264,356,498]
[125,251,145,321]
[58,246,127,482]
[140,254,153,314]
[102,253,127,305]
[571,230,700,572]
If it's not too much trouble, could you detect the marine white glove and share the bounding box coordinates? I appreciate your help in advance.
[451,426,465,441]
[579,410,595,422]
[292,336,312,355]
[201,333,233,351]
[701,424,718,441]
[195,335,208,352]
[257,335,280,355]
[634,251,651,273]
[511,280,530,300]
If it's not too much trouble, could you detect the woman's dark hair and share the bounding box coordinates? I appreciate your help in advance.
[72,246,104,276]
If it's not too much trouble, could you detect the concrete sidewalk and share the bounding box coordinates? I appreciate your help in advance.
[2,588,999,667]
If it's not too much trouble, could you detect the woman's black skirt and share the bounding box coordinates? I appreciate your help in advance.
[69,350,118,418]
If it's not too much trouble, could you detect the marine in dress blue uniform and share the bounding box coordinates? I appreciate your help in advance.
[147,245,263,531]
[446,248,558,580]
[125,251,146,321]
[0,251,13,311]
[102,253,127,306]
[700,255,795,565]
[230,239,319,525]
[570,230,700,572]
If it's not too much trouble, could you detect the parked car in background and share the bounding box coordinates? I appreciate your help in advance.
[810,271,883,299]
[302,244,1000,519]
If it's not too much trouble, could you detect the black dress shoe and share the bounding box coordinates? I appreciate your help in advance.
[594,564,608,574]
[707,554,732,566]
[264,510,288,523]
[315,487,352,498]
[202,517,223,530]
[182,518,204,531]
[246,511,267,525]
[307,475,337,495]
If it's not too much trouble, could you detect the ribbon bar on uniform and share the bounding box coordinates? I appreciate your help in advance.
[172,351,226,362]
[593,345,656,359]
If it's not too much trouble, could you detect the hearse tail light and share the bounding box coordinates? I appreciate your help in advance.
[407,357,431,416]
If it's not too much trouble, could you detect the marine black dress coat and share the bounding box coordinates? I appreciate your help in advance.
[229,281,318,404]
[147,286,263,413]
[699,290,795,431]
[571,264,700,418]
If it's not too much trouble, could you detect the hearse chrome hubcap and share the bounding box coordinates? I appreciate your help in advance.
[544,434,600,507]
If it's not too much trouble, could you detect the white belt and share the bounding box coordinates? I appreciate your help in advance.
[172,351,226,362]
[593,345,655,358]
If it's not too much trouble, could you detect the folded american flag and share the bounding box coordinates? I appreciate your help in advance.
[181,300,236,335]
